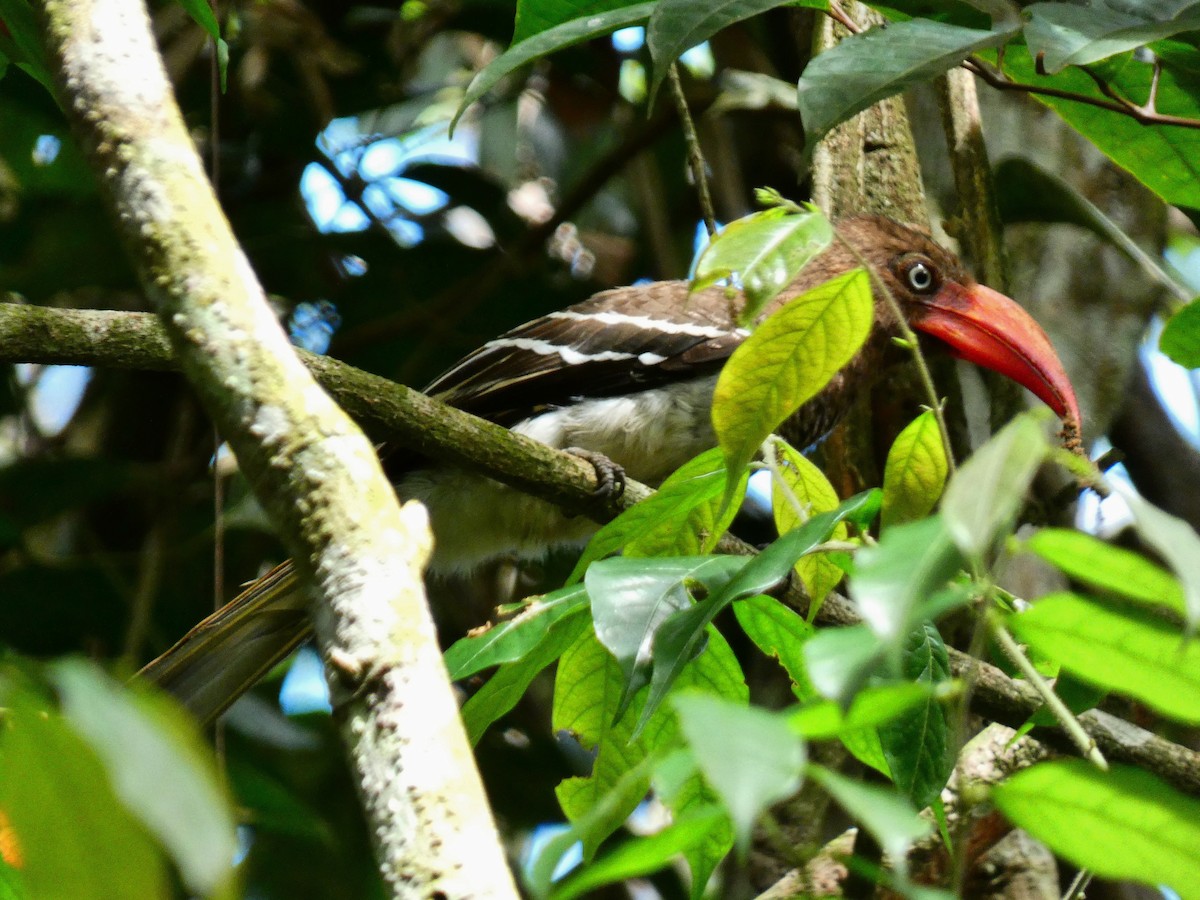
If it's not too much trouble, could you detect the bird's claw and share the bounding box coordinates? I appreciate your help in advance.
[564,447,626,501]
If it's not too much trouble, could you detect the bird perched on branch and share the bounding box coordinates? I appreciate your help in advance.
[142,215,1080,723]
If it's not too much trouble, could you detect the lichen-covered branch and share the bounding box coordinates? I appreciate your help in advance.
[33,1,518,895]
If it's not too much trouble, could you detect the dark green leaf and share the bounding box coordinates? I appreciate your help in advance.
[796,19,1013,151]
[444,584,589,679]
[674,694,804,853]
[878,624,953,809]
[993,761,1200,897]
[1161,299,1200,368]
[1010,592,1200,723]
[1024,527,1186,617]
[0,0,52,91]
[691,205,834,325]
[995,158,1189,301]
[712,269,874,487]
[453,4,656,132]
[50,661,237,894]
[646,0,826,105]
[513,0,631,43]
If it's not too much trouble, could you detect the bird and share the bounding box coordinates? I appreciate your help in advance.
[141,215,1080,723]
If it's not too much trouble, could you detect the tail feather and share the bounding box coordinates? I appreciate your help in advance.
[139,561,313,726]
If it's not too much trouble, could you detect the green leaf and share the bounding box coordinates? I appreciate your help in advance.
[49,661,237,895]
[0,674,170,899]
[634,491,880,733]
[646,0,827,106]
[529,755,660,897]
[554,628,745,859]
[733,593,816,700]
[674,694,805,854]
[444,584,589,679]
[0,0,53,91]
[651,753,733,899]
[796,19,1013,151]
[712,268,874,485]
[1116,484,1200,629]
[549,808,727,900]
[803,624,886,706]
[1024,527,1186,618]
[807,765,931,877]
[850,516,964,644]
[993,761,1200,897]
[172,0,228,91]
[878,624,953,810]
[1161,299,1200,368]
[994,44,1200,210]
[453,4,656,132]
[513,0,631,43]
[881,410,948,530]
[461,612,591,745]
[1025,1,1200,74]
[570,448,746,580]
[790,681,936,739]
[586,555,748,718]
[691,205,834,326]
[1009,592,1200,723]
[941,414,1048,560]
[772,439,847,612]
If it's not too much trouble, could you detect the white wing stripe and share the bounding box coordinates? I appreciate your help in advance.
[546,309,734,338]
[479,337,668,367]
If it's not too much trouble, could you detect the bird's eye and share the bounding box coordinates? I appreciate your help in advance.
[905,261,936,293]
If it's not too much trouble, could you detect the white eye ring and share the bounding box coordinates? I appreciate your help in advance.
[906,261,934,292]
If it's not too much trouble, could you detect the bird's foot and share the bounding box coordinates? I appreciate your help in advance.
[564,447,626,502]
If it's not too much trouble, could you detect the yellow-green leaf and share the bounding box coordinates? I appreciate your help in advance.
[712,268,873,491]
[1010,592,1200,723]
[772,440,846,610]
[994,761,1200,898]
[881,409,947,530]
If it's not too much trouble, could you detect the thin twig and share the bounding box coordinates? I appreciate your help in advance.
[668,63,717,236]
[1062,868,1094,900]
[964,57,1200,130]
[833,235,959,477]
[991,621,1109,771]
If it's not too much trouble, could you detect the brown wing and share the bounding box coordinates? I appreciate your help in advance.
[423,280,748,425]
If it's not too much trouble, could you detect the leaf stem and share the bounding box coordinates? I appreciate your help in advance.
[668,63,717,236]
[990,620,1108,771]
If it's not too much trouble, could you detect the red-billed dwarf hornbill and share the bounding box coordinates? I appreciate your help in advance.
[143,215,1081,723]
